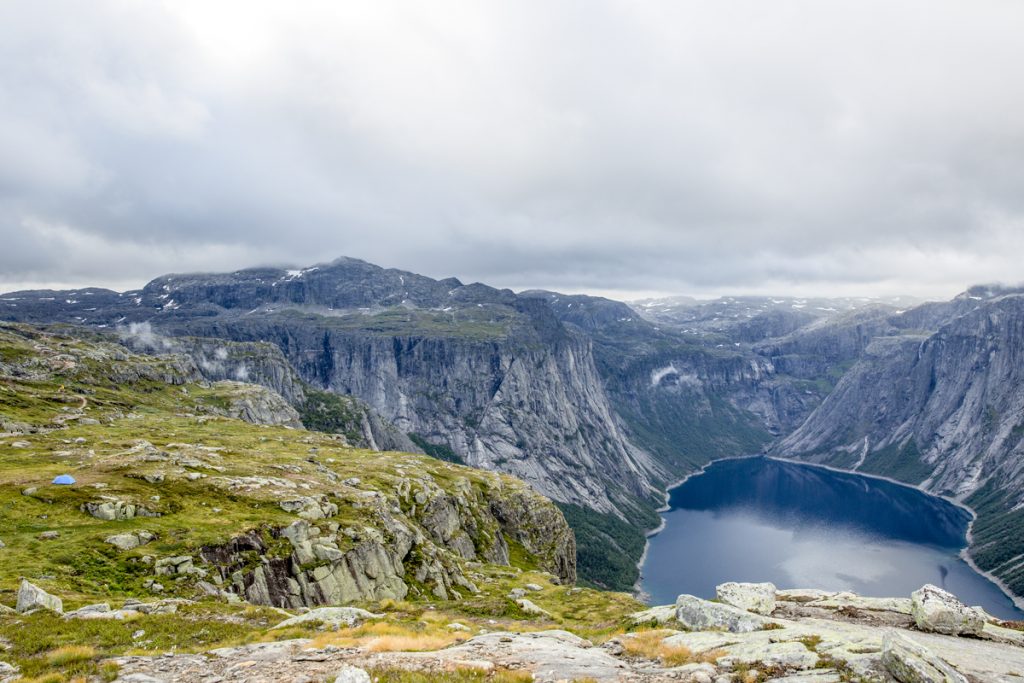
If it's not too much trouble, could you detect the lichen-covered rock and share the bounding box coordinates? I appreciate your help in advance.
[278,495,338,520]
[675,594,775,633]
[629,604,679,625]
[0,661,20,681]
[716,581,777,615]
[881,630,968,683]
[16,580,62,614]
[154,556,200,576]
[488,486,576,584]
[911,584,984,636]
[331,666,370,683]
[516,598,552,618]
[270,607,383,630]
[716,640,819,670]
[82,500,158,521]
[105,530,156,551]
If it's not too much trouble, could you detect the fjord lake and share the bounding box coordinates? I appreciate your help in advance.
[640,456,1024,620]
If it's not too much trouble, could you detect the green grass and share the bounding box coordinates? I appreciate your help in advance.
[858,439,932,484]
[408,433,464,464]
[614,389,771,473]
[0,321,660,681]
[297,387,366,442]
[556,503,648,592]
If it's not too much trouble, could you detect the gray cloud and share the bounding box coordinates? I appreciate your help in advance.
[1,0,1023,299]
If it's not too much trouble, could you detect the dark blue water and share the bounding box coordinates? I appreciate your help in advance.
[640,457,1024,620]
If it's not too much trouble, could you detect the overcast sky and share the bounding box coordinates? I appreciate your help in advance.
[2,1,1023,300]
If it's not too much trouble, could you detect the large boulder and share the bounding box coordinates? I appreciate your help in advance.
[881,630,968,683]
[910,585,984,636]
[270,607,382,630]
[16,580,63,614]
[716,581,777,615]
[675,594,775,633]
[105,530,156,551]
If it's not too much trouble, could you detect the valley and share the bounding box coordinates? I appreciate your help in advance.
[4,259,1024,681]
[5,259,1022,599]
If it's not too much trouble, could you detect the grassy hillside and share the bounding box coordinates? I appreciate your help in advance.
[0,322,646,680]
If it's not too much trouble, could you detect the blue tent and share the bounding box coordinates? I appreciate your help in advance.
[52,474,76,485]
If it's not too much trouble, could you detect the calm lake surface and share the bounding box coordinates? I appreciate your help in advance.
[640,456,1024,620]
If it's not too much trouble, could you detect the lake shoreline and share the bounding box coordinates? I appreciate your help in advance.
[636,453,1024,615]
[766,455,1024,613]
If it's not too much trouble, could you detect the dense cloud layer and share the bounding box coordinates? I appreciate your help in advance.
[1,1,1023,298]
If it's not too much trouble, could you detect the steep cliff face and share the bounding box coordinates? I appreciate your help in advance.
[198,471,577,608]
[772,292,1024,595]
[0,322,576,609]
[170,315,663,515]
[1,258,664,519]
[119,331,309,405]
[775,293,1024,498]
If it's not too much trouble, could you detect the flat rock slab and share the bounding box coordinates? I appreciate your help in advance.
[415,631,630,682]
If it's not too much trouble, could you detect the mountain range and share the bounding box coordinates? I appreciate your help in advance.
[4,258,1023,599]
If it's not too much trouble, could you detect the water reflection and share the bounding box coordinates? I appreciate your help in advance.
[640,457,1024,619]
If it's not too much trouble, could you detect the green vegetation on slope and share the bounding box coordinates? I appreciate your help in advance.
[968,482,1024,596]
[616,392,771,473]
[858,439,933,484]
[0,321,653,680]
[557,503,650,592]
[297,386,365,442]
[408,433,464,464]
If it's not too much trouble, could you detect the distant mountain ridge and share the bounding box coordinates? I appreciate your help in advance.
[5,259,1024,596]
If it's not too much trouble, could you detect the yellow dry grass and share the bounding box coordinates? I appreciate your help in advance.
[619,630,725,667]
[307,620,468,652]
[44,646,97,667]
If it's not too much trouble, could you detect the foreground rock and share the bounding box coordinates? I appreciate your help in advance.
[16,580,62,614]
[881,630,968,683]
[675,594,776,632]
[716,581,777,615]
[105,530,156,551]
[910,584,984,636]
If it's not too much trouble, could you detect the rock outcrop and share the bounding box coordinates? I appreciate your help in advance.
[911,584,985,636]
[16,580,62,614]
[674,594,776,633]
[198,475,575,608]
[882,630,969,683]
[108,584,1024,683]
[716,581,777,615]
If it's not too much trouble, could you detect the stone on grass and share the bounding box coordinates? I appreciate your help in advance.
[16,580,63,614]
[105,530,156,551]
[629,604,678,625]
[716,581,777,615]
[516,598,552,618]
[910,584,984,636]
